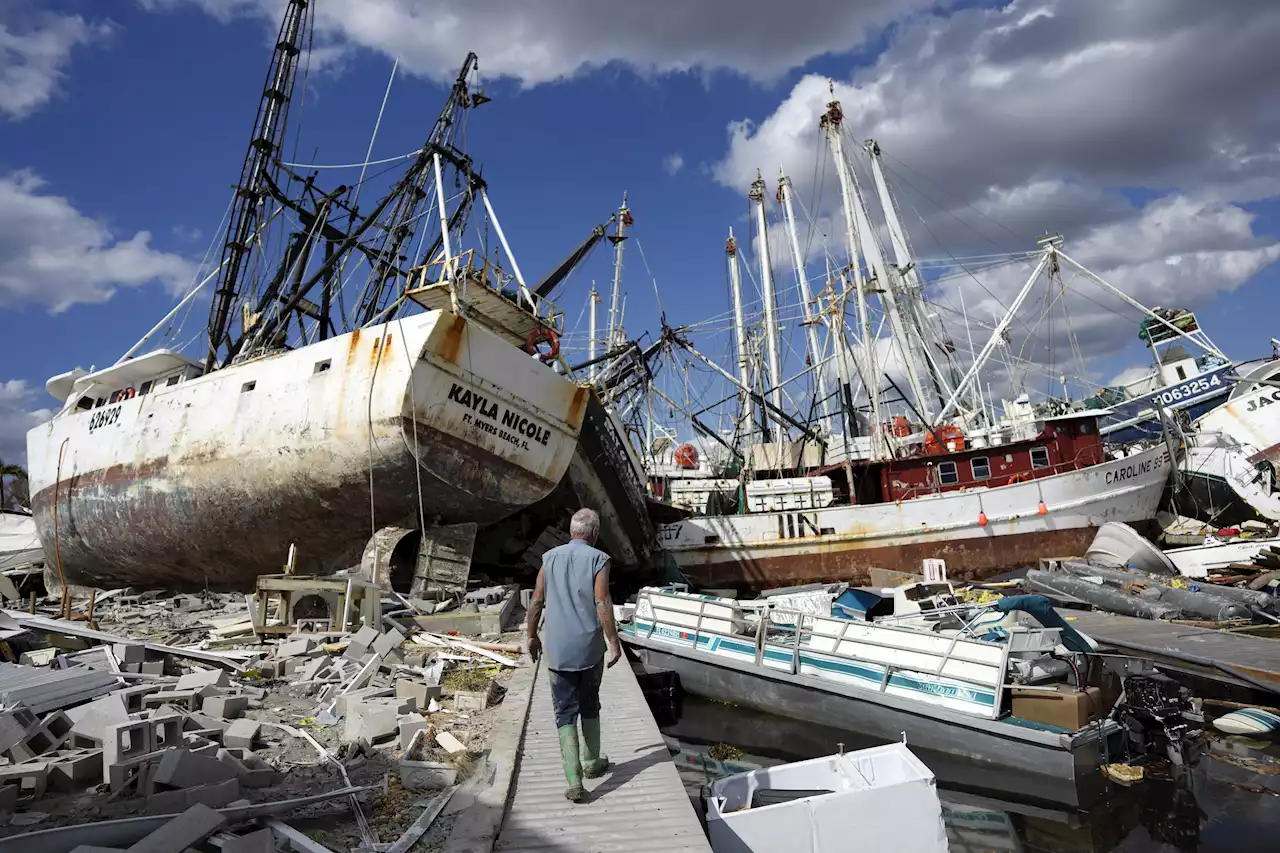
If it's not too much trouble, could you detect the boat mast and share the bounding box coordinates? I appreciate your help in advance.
[726,229,756,447]
[205,0,311,371]
[777,167,835,438]
[588,282,600,381]
[821,98,886,457]
[865,139,955,413]
[839,130,932,422]
[749,171,785,437]
[935,248,1054,424]
[607,193,630,349]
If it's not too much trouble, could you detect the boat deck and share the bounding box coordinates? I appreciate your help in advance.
[496,658,710,852]
[1061,608,1280,694]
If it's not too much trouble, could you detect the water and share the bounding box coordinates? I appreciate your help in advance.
[640,676,1280,852]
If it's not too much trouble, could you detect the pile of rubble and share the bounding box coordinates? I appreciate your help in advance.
[0,579,525,850]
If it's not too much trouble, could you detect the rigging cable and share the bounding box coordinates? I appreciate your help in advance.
[281,149,422,171]
[397,316,429,540]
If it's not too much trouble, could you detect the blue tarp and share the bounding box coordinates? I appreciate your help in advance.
[995,594,1092,653]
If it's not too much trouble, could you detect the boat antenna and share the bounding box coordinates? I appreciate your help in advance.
[205,0,311,372]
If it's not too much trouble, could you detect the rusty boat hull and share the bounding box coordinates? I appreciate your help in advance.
[661,445,1172,591]
[27,312,588,589]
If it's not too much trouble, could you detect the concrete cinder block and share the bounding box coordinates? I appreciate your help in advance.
[184,712,229,733]
[395,679,441,710]
[398,714,432,749]
[0,759,50,800]
[222,720,259,751]
[342,642,370,662]
[185,736,221,755]
[371,626,405,659]
[0,706,38,752]
[333,686,392,718]
[126,802,226,853]
[41,710,74,742]
[296,657,332,681]
[222,828,275,853]
[68,694,130,746]
[145,777,240,815]
[175,670,229,692]
[276,638,315,659]
[106,749,164,794]
[153,748,238,789]
[349,625,380,649]
[102,721,154,783]
[151,704,191,721]
[152,715,184,751]
[140,660,166,676]
[48,748,104,791]
[144,691,201,712]
[216,748,279,788]
[201,696,248,720]
[343,701,399,744]
[113,643,147,665]
[117,684,163,713]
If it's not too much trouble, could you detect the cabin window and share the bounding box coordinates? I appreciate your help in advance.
[241,381,256,393]
[166,375,180,387]
[1176,365,1187,381]
[314,359,332,374]
[139,380,154,396]
[76,397,93,411]
[94,398,106,408]
[937,461,959,486]
[971,457,991,480]
[1030,446,1051,469]
[1078,421,1092,434]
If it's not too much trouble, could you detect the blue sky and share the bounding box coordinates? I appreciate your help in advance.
[3,0,1279,463]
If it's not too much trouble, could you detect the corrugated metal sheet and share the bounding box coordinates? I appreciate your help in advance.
[497,660,710,852]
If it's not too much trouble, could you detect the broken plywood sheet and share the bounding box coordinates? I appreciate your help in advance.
[412,523,477,595]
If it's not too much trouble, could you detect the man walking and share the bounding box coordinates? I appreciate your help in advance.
[526,508,622,802]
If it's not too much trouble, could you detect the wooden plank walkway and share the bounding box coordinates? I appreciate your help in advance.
[496,659,710,853]
[1062,608,1280,693]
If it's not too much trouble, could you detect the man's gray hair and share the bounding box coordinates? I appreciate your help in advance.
[569,508,600,540]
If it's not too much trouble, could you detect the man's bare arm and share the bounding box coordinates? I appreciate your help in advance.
[527,566,546,662]
[594,560,622,667]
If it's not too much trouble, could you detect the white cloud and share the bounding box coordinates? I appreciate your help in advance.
[663,153,685,176]
[0,380,52,466]
[0,13,114,120]
[713,0,1280,386]
[0,170,197,312]
[1109,365,1152,387]
[140,0,946,84]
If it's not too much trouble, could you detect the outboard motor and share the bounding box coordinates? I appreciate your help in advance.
[1115,674,1199,766]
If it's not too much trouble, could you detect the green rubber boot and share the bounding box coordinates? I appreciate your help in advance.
[557,724,585,801]
[581,716,610,778]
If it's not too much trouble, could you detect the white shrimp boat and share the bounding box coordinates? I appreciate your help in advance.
[641,97,1174,590]
[662,438,1170,589]
[22,8,654,589]
[27,309,587,589]
[1179,357,1280,525]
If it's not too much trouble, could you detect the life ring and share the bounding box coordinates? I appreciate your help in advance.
[109,387,137,404]
[1007,472,1032,485]
[524,327,560,363]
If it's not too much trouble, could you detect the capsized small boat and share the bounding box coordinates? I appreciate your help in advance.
[705,743,947,853]
[1212,708,1280,736]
